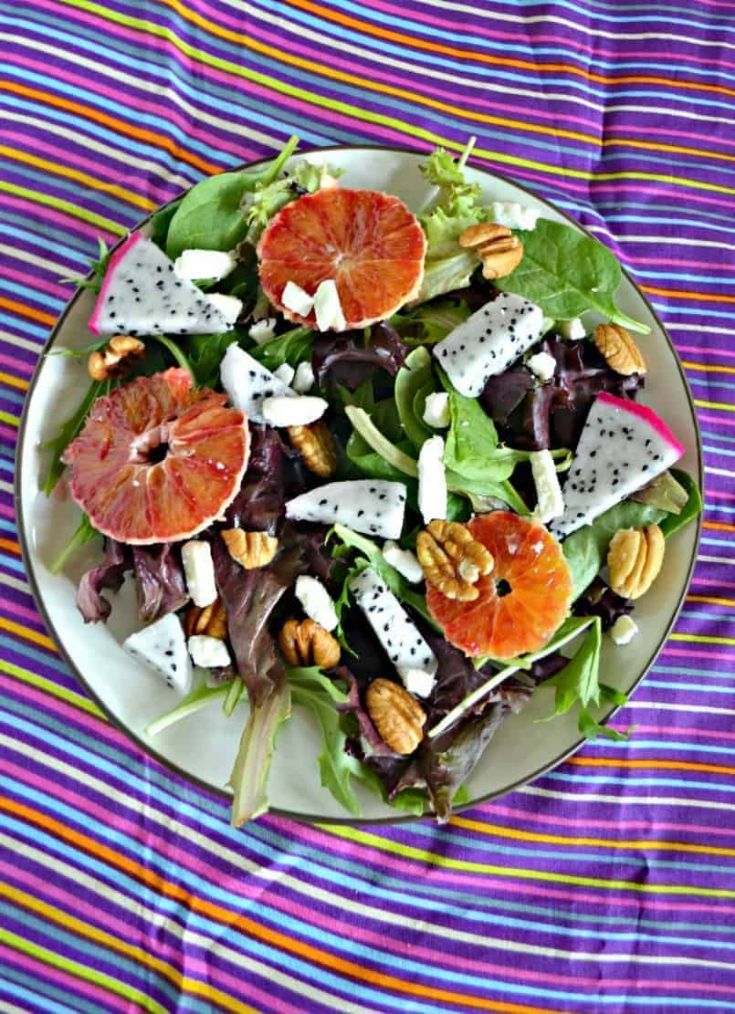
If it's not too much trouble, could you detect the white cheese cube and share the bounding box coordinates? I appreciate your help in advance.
[422,391,451,429]
[418,436,447,524]
[207,293,242,326]
[295,575,339,632]
[282,281,314,317]
[249,318,277,344]
[382,541,423,584]
[188,634,231,668]
[292,360,315,393]
[401,667,436,699]
[527,351,556,383]
[261,394,328,428]
[491,201,539,231]
[174,248,237,282]
[181,540,217,607]
[313,279,346,332]
[273,363,295,385]
[530,450,564,523]
[609,615,639,646]
[557,317,586,341]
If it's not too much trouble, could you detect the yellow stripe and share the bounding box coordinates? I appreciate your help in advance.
[0,617,57,653]
[695,398,735,413]
[0,927,167,1014]
[683,360,735,376]
[0,883,255,1014]
[688,594,735,608]
[57,0,735,196]
[0,179,125,234]
[0,411,19,428]
[0,372,29,391]
[669,632,735,646]
[0,660,103,718]
[322,825,735,897]
[0,144,155,212]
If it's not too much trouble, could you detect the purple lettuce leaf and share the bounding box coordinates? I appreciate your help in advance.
[224,425,285,535]
[336,666,396,758]
[574,578,633,631]
[76,538,131,623]
[312,321,408,391]
[131,543,188,624]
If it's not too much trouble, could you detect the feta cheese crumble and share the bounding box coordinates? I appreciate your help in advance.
[382,541,423,584]
[530,449,564,523]
[422,391,451,429]
[181,540,217,607]
[557,317,586,341]
[610,615,639,646]
[292,360,315,393]
[491,200,539,231]
[188,635,231,669]
[527,351,556,383]
[295,575,339,632]
[261,394,328,427]
[248,318,277,344]
[418,435,448,524]
[173,248,237,282]
[282,281,314,317]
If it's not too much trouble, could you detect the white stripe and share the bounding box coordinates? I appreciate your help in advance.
[0,330,42,353]
[0,109,193,194]
[698,554,735,567]
[0,31,282,153]
[523,784,735,810]
[0,479,14,495]
[626,699,735,716]
[0,243,68,279]
[668,324,735,335]
[0,829,378,1013]
[621,236,735,252]
[609,103,735,130]
[706,466,735,479]
[3,734,733,967]
[413,0,735,49]
[0,573,30,595]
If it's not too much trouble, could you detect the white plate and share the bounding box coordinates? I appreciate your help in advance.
[16,147,702,822]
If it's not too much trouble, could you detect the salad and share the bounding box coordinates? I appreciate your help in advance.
[45,137,702,824]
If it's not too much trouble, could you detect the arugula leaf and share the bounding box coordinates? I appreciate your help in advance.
[578,710,630,742]
[395,347,436,450]
[542,618,602,718]
[185,332,238,388]
[42,380,104,495]
[287,666,362,816]
[658,469,703,538]
[59,237,111,294]
[145,678,230,737]
[562,501,667,600]
[250,326,313,370]
[166,135,298,258]
[49,512,99,575]
[229,680,292,826]
[497,218,649,335]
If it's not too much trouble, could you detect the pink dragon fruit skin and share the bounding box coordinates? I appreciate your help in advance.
[550,392,686,538]
[89,232,234,337]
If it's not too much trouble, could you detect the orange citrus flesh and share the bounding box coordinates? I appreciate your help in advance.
[63,368,249,545]
[427,512,573,659]
[257,188,426,329]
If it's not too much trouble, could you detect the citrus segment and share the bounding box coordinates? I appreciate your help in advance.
[426,512,573,659]
[63,368,249,544]
[257,188,426,329]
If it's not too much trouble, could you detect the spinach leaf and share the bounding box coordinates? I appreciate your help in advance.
[497,218,649,335]
[393,299,471,346]
[287,666,362,816]
[149,198,182,250]
[563,501,667,600]
[42,379,104,494]
[166,136,298,258]
[185,332,239,389]
[250,327,313,370]
[395,347,436,450]
[659,469,703,538]
[443,384,520,484]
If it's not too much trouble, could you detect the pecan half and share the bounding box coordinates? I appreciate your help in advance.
[288,421,337,478]
[416,520,494,602]
[608,524,664,599]
[459,222,523,280]
[278,618,341,668]
[366,678,426,755]
[593,323,647,376]
[88,336,145,381]
[183,597,228,639]
[221,528,278,569]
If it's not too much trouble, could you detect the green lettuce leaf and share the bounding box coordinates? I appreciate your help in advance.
[229,681,292,826]
[246,159,344,240]
[250,326,313,370]
[394,347,436,450]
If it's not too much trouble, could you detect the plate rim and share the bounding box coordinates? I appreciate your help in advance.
[15,143,704,826]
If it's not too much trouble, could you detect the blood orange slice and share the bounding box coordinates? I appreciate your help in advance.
[257,188,426,328]
[63,368,250,544]
[427,512,573,659]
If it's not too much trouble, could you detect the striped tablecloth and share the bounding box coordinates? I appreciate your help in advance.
[2,1,735,1011]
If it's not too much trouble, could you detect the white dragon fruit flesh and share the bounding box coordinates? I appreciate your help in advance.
[433,292,544,397]
[285,480,407,540]
[220,343,296,423]
[123,613,192,694]
[89,232,237,337]
[349,567,437,697]
[550,392,685,538]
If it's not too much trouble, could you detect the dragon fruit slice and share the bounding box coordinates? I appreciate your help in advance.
[433,292,544,397]
[349,567,437,697]
[89,232,236,337]
[220,343,296,424]
[123,613,192,694]
[285,480,406,540]
[550,392,685,538]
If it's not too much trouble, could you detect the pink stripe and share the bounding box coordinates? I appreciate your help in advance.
[1,597,52,627]
[691,576,735,589]
[0,425,18,443]
[0,192,109,245]
[629,255,735,272]
[2,264,67,301]
[0,941,127,1011]
[698,414,735,427]
[4,761,735,997]
[0,354,34,376]
[661,645,735,663]
[679,344,735,359]
[0,503,16,520]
